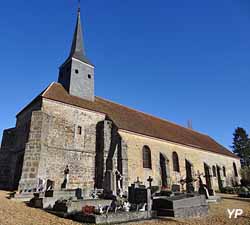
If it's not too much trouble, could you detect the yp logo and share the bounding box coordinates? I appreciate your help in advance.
[227,209,243,219]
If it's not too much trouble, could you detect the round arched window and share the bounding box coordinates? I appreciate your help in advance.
[142,146,152,169]
[172,152,180,172]
[233,162,238,177]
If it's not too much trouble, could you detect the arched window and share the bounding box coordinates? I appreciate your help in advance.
[223,166,226,177]
[212,165,216,177]
[233,162,238,177]
[142,146,152,169]
[172,152,180,172]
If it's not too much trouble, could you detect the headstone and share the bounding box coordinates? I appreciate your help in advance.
[172,184,180,192]
[134,177,144,188]
[45,180,54,197]
[147,176,153,188]
[46,179,54,190]
[128,184,147,204]
[76,188,82,199]
[186,183,194,193]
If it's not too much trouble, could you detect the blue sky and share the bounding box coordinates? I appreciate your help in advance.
[0,0,250,149]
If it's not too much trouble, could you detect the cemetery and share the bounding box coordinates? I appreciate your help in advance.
[14,174,223,224]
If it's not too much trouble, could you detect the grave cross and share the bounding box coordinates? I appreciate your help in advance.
[147,176,153,188]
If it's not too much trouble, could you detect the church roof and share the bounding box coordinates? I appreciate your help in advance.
[38,82,238,159]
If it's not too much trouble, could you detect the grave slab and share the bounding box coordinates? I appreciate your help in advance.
[153,194,208,218]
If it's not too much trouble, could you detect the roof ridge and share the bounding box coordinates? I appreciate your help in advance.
[95,96,209,138]
[42,82,57,97]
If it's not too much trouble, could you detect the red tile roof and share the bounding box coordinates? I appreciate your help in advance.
[41,82,238,159]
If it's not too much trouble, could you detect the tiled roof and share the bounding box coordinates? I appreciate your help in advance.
[41,82,237,159]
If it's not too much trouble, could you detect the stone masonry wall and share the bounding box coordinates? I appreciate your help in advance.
[0,150,15,189]
[119,130,241,191]
[18,110,44,192]
[38,99,106,194]
[0,100,42,190]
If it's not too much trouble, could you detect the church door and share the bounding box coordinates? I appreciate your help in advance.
[216,166,223,191]
[204,163,212,189]
[160,153,168,187]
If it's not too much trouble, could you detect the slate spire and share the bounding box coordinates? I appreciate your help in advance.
[67,5,92,65]
[58,3,95,101]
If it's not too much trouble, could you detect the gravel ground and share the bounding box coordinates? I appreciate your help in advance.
[0,191,249,225]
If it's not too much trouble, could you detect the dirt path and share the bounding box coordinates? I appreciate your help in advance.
[0,191,81,225]
[0,191,249,225]
[127,195,250,225]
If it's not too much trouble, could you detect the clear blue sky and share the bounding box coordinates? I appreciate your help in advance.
[0,0,249,149]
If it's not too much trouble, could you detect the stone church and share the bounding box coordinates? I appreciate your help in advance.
[0,7,241,196]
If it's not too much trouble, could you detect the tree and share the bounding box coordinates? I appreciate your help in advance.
[232,127,250,167]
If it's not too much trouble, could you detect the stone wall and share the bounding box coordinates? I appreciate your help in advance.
[0,128,18,190]
[39,99,127,194]
[0,100,42,190]
[38,99,105,193]
[2,95,240,194]
[16,98,128,195]
[18,110,44,192]
[0,150,15,189]
[119,130,241,191]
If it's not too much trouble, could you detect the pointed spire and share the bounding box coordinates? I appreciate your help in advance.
[67,3,92,65]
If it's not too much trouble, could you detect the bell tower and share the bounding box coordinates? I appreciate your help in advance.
[58,6,94,101]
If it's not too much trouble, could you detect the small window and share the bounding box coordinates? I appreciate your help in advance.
[75,69,79,74]
[77,126,82,135]
[88,74,91,79]
[233,162,238,177]
[223,166,226,177]
[142,146,152,169]
[172,152,180,172]
[212,165,216,177]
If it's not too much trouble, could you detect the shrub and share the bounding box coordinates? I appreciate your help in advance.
[221,186,242,194]
[238,186,250,198]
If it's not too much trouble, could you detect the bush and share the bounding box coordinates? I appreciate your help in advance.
[221,186,241,194]
[238,186,250,198]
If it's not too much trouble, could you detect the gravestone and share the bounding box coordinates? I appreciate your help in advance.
[75,188,83,199]
[45,180,55,197]
[186,183,194,193]
[128,184,147,204]
[172,184,180,192]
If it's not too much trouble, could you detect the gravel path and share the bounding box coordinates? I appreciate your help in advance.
[0,191,249,225]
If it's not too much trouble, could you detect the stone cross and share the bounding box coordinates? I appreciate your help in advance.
[147,176,153,188]
[135,177,142,188]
